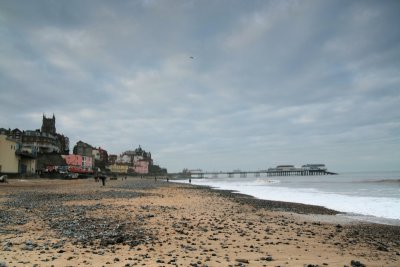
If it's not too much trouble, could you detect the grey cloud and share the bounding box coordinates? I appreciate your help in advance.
[0,0,399,172]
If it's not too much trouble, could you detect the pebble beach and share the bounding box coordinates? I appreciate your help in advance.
[0,177,399,267]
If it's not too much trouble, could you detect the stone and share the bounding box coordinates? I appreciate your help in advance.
[22,245,34,251]
[350,260,366,267]
[235,258,249,263]
[2,245,12,251]
[377,245,389,252]
[261,256,273,261]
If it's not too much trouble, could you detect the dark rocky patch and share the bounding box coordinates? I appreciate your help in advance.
[0,210,28,234]
[350,260,366,267]
[0,179,164,249]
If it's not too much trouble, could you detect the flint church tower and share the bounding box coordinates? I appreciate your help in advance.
[41,114,56,134]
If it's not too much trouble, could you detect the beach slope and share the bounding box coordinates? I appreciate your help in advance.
[0,178,399,266]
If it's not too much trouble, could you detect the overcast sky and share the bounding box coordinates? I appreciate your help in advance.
[1,0,399,173]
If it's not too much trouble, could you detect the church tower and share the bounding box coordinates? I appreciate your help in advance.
[41,114,56,134]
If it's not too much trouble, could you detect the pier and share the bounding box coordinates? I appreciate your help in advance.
[187,164,337,178]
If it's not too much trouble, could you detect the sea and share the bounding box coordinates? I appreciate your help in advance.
[176,171,400,225]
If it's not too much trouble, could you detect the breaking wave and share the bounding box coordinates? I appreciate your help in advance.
[253,178,281,185]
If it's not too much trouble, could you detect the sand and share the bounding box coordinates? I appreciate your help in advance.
[0,177,399,267]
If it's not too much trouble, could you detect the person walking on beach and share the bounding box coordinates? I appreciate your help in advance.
[189,178,191,184]
[100,175,106,186]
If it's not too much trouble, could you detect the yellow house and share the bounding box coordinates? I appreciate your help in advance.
[0,134,36,175]
[108,164,128,174]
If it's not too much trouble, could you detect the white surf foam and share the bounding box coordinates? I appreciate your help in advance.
[185,178,400,222]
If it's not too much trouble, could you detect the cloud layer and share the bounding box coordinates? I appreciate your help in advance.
[1,0,399,172]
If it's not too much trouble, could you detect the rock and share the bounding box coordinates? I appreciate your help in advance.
[2,246,12,251]
[2,241,12,252]
[21,245,34,251]
[0,261,7,267]
[377,245,389,252]
[350,260,366,267]
[261,256,273,261]
[236,258,249,264]
[51,241,64,249]
[3,241,12,247]
[25,240,37,247]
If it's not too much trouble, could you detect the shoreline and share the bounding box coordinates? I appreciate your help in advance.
[1,177,399,266]
[177,181,400,229]
[173,178,400,226]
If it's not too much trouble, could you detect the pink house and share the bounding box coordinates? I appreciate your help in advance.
[134,160,149,174]
[62,154,93,173]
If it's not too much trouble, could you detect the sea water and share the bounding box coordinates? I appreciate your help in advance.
[178,171,400,225]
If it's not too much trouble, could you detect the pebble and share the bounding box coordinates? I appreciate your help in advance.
[1,185,157,250]
[1,178,399,267]
[261,256,273,261]
[235,258,249,263]
[350,260,366,267]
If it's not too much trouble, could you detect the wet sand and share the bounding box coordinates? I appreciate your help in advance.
[0,177,399,266]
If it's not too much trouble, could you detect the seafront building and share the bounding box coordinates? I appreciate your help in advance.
[62,154,94,174]
[0,114,69,155]
[0,134,36,175]
[68,143,153,175]
[108,164,129,174]
[0,114,72,176]
[1,114,164,176]
[107,146,152,174]
[70,141,109,173]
